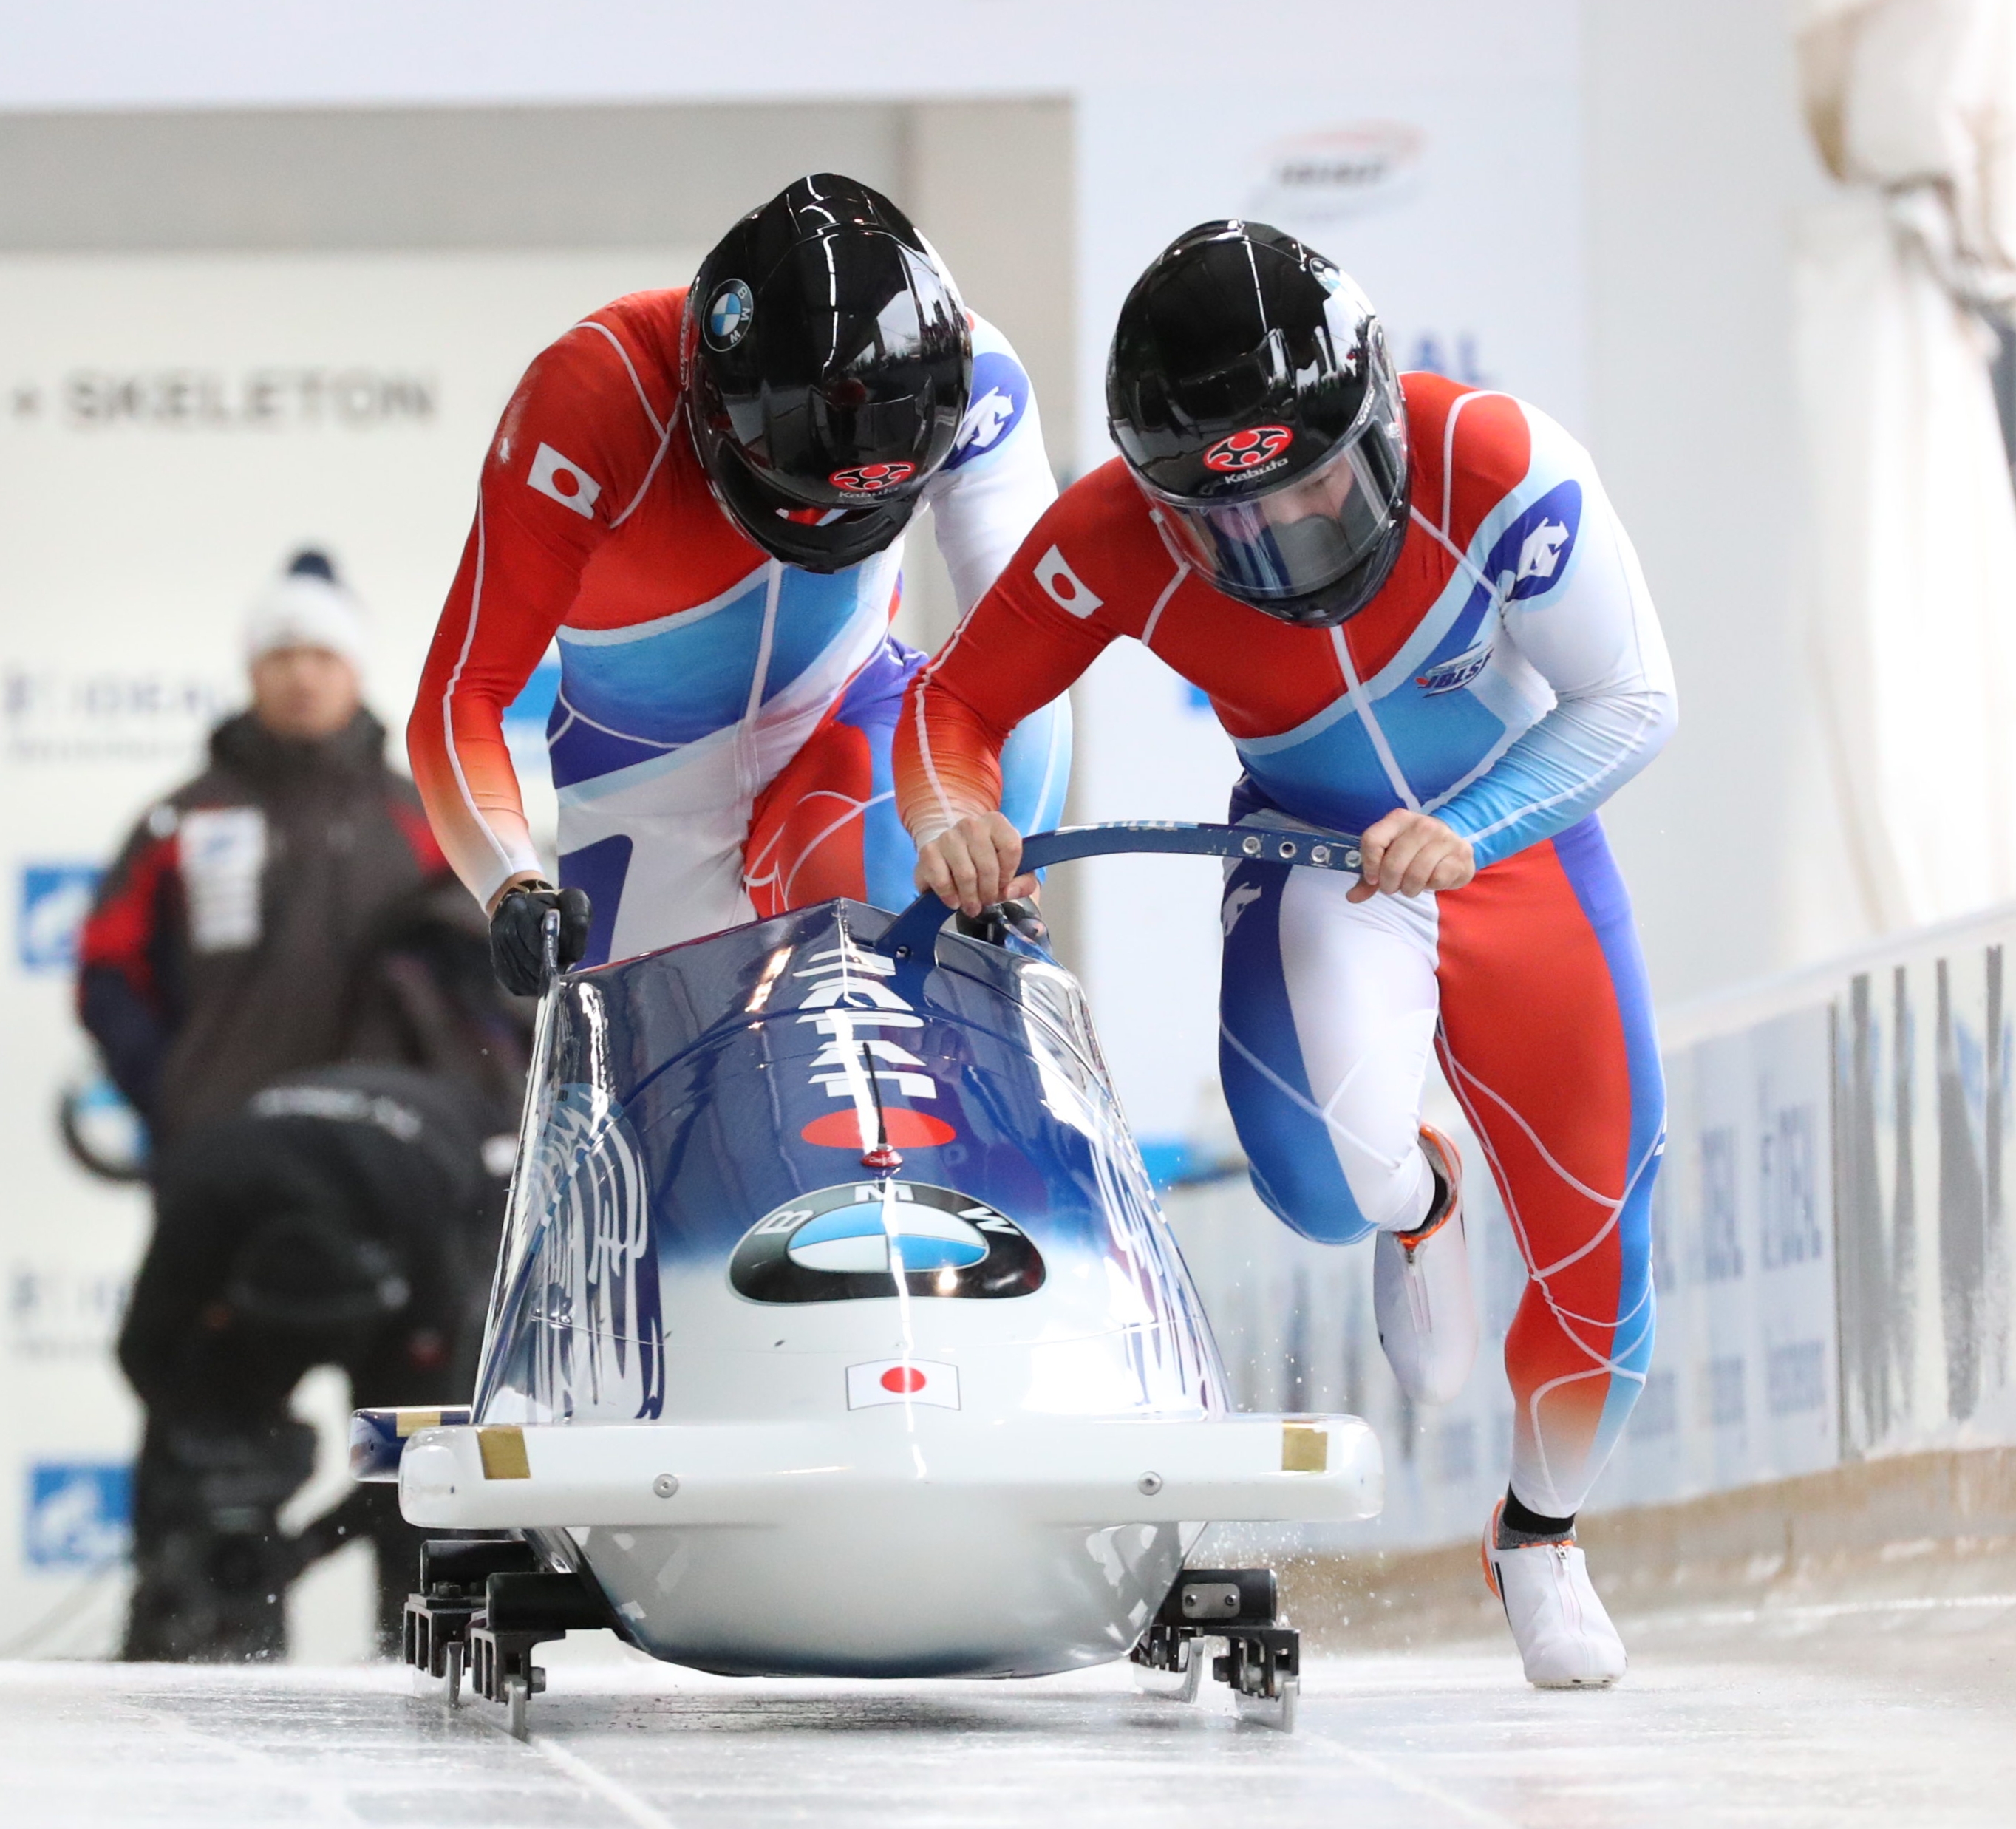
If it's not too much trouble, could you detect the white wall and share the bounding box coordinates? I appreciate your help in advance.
[1581,0,1848,1002]
[0,2,1579,110]
[1176,893,2016,1549]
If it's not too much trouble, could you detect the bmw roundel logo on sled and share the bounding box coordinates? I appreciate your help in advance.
[828,461,917,494]
[729,1181,1046,1304]
[704,279,755,350]
[1202,424,1294,474]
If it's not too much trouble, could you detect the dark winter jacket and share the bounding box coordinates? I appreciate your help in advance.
[76,709,445,1144]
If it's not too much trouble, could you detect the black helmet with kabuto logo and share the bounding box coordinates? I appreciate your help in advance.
[1106,220,1411,627]
[682,174,973,573]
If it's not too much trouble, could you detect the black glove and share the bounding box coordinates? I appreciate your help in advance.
[488,880,591,996]
[953,896,1048,950]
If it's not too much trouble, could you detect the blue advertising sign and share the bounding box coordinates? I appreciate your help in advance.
[24,1462,132,1570]
[18,864,102,973]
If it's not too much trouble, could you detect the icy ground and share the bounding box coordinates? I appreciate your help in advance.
[4,1594,2014,1828]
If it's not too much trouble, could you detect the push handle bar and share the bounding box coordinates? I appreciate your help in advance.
[874,820,1365,962]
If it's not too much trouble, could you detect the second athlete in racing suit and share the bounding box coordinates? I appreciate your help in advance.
[898,222,1675,1689]
[409,176,1068,980]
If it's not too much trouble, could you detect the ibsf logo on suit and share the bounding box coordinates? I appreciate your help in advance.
[946,351,1030,471]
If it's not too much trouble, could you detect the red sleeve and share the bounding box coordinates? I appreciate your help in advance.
[895,460,1169,839]
[408,300,675,905]
[78,820,177,1005]
[75,817,183,1118]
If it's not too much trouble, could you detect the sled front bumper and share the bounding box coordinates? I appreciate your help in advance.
[379,1412,1382,1530]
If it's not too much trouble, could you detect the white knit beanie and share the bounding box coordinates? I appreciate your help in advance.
[243,549,367,671]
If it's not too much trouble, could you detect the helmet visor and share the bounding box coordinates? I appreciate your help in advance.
[1147,360,1407,607]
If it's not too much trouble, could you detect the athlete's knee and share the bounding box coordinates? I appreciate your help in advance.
[1246,1159,1377,1246]
[1225,1073,1376,1245]
[1236,1054,1426,1238]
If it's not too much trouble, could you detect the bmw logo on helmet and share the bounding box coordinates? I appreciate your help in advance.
[729,1181,1045,1304]
[704,279,755,351]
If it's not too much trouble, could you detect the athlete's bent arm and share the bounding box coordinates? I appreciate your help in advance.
[409,319,664,911]
[896,494,1123,913]
[1429,424,1678,871]
[916,319,1075,888]
[412,521,574,913]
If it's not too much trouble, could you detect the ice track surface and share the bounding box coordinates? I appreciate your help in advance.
[5,1598,2015,1829]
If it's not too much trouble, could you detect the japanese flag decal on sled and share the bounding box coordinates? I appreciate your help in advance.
[352,822,1384,1736]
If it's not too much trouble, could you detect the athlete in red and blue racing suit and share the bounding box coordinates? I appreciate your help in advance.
[409,178,1069,972]
[899,222,1675,1687]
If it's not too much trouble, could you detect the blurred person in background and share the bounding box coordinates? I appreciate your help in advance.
[76,548,446,1149]
[115,883,531,1662]
[406,174,1071,997]
[902,222,1675,1692]
[70,549,519,1661]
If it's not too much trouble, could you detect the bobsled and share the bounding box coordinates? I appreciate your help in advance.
[353,822,1383,1735]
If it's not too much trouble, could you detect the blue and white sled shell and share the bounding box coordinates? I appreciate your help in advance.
[397,899,1381,1678]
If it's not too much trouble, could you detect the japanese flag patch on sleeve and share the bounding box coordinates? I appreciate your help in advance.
[528,442,604,520]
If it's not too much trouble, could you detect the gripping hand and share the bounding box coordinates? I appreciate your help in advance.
[488,880,591,996]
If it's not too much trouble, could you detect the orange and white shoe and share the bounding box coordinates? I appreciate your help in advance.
[1482,1502,1628,1688]
[1372,1126,1477,1404]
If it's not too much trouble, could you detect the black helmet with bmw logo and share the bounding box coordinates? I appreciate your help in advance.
[1106,220,1411,627]
[683,173,973,573]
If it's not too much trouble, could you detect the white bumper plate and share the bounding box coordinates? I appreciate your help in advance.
[398,1412,1382,1530]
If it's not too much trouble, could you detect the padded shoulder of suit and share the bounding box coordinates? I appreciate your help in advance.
[582,287,689,392]
[1401,372,1540,548]
[976,456,1173,637]
[1030,457,1168,583]
[486,286,687,537]
[1060,455,1155,530]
